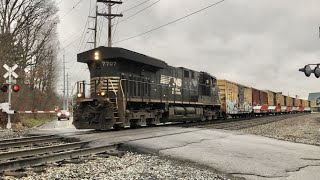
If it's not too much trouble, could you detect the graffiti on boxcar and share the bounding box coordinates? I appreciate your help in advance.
[227,99,238,114]
[227,100,252,114]
[242,101,252,112]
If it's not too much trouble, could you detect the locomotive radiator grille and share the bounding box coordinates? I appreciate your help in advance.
[90,76,120,94]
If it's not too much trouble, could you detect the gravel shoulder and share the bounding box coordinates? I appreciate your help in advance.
[4,153,236,180]
[241,113,320,146]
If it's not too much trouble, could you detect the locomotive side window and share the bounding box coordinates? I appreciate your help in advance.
[134,77,137,96]
[137,76,141,97]
[191,71,194,79]
[184,71,189,78]
[129,76,134,97]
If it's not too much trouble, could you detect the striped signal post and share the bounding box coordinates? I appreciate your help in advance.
[3,64,18,129]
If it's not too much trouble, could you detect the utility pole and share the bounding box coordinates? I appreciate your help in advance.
[63,53,66,110]
[88,5,98,48]
[97,0,123,47]
[107,3,112,47]
[66,73,69,111]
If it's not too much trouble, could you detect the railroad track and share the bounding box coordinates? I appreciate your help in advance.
[179,113,310,130]
[0,135,119,177]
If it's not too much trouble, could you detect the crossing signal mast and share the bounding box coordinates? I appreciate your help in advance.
[91,0,123,47]
[2,64,20,129]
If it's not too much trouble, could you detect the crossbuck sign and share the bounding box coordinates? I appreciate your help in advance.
[3,64,18,129]
[3,64,18,79]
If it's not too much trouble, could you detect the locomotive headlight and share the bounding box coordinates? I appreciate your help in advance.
[77,93,83,98]
[94,51,100,60]
[101,91,106,96]
[57,112,61,116]
[66,112,70,116]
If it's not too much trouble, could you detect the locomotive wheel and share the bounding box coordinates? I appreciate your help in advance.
[146,119,156,127]
[113,124,124,131]
[130,120,141,129]
[222,112,227,120]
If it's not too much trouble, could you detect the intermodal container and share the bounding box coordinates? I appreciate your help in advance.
[286,97,294,107]
[299,99,303,107]
[283,96,287,106]
[267,90,277,106]
[302,100,309,107]
[294,98,299,107]
[252,88,268,106]
[276,93,285,106]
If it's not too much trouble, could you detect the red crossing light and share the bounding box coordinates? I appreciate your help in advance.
[1,84,8,92]
[12,84,20,92]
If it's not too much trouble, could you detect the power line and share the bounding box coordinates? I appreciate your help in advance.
[113,0,226,44]
[97,10,105,45]
[121,0,152,13]
[60,0,85,20]
[115,0,160,26]
[61,1,95,90]
[112,5,121,43]
[57,0,64,5]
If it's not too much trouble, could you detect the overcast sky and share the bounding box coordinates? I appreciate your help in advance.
[56,0,320,100]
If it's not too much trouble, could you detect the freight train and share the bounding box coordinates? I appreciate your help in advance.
[73,47,311,130]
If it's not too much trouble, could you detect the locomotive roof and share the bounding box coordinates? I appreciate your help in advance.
[77,46,168,69]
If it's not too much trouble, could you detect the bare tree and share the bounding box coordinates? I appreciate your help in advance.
[0,0,60,112]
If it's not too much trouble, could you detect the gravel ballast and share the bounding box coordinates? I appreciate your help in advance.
[241,113,320,146]
[5,153,235,180]
[0,129,32,140]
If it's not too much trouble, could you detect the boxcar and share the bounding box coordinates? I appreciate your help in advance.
[302,100,309,107]
[276,94,284,106]
[217,80,252,116]
[252,88,268,106]
[287,96,294,107]
[267,90,277,106]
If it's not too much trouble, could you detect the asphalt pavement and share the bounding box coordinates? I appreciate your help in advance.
[33,121,320,180]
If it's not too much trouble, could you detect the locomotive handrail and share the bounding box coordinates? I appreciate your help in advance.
[121,78,213,88]
[119,80,126,112]
[109,79,118,109]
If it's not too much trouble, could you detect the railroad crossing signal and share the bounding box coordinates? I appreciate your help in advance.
[0,84,8,92]
[299,64,320,78]
[12,84,20,92]
[3,64,19,129]
[3,64,18,79]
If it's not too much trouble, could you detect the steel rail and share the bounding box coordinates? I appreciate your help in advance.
[0,137,63,149]
[0,135,56,144]
[0,144,118,172]
[0,142,89,161]
[197,113,308,130]
[179,113,309,129]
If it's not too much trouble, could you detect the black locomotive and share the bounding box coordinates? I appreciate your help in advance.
[73,47,220,130]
